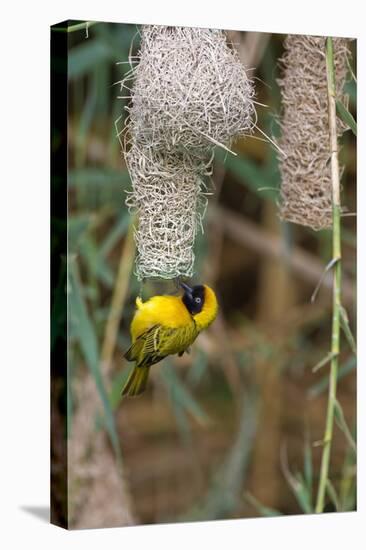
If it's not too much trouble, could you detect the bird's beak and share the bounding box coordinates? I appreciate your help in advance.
[180,282,193,294]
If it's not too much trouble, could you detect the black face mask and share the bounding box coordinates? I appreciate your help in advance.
[181,283,205,315]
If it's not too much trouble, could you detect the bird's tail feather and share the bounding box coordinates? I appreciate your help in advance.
[121,365,150,397]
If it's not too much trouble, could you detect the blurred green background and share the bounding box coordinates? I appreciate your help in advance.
[60,21,356,528]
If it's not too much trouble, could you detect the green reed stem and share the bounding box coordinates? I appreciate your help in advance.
[315,37,342,513]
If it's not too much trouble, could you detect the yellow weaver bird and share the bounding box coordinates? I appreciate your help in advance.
[121,282,218,397]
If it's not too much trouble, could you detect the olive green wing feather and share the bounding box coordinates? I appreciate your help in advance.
[124,324,173,368]
[124,324,195,368]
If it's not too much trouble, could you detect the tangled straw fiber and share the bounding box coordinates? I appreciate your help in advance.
[277,35,350,230]
[117,25,256,280]
[124,144,211,280]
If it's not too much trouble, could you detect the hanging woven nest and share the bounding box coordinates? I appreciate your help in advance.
[277,35,350,230]
[117,25,256,280]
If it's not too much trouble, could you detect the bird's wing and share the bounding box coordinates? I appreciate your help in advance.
[124,323,197,368]
[124,324,176,368]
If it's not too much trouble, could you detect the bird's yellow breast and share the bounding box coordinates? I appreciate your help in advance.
[131,295,194,342]
[192,285,218,331]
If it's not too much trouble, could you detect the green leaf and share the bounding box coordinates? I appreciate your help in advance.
[340,306,357,354]
[334,399,357,455]
[346,53,357,84]
[68,40,114,79]
[169,395,193,447]
[109,368,133,410]
[281,445,313,513]
[93,23,138,64]
[292,472,313,514]
[68,22,138,80]
[94,62,109,115]
[223,152,279,202]
[344,79,356,106]
[261,40,282,109]
[326,479,340,512]
[308,356,356,399]
[336,99,357,136]
[99,213,130,258]
[339,436,357,511]
[51,260,67,350]
[161,363,210,426]
[303,438,313,502]
[79,236,115,288]
[74,70,99,168]
[69,168,131,188]
[68,215,92,253]
[187,349,209,387]
[245,492,283,517]
[68,259,121,459]
[178,393,258,522]
[312,351,338,373]
[69,168,131,210]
